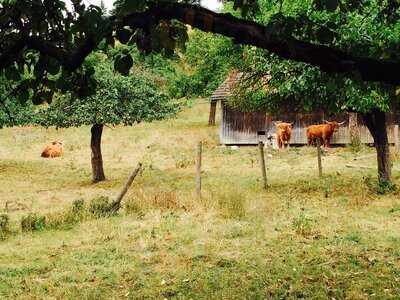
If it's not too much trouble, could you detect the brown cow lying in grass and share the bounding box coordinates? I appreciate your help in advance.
[275,122,293,149]
[307,121,345,148]
[41,141,64,158]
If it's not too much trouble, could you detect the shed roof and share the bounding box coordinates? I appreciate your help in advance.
[210,71,243,101]
[211,71,271,101]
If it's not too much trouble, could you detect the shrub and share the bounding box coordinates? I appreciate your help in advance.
[21,213,46,232]
[46,199,87,229]
[89,196,117,218]
[72,198,86,215]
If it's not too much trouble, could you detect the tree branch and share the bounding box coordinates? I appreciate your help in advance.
[1,3,400,85]
[123,3,400,85]
[0,35,98,71]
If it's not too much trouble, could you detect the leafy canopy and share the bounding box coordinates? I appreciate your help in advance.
[227,0,399,114]
[36,52,178,128]
[1,0,400,110]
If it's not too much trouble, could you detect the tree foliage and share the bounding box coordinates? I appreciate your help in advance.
[168,30,241,98]
[227,0,398,114]
[1,0,400,109]
[36,52,177,128]
[0,76,35,128]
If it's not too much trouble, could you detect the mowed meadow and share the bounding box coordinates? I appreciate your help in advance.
[1,102,400,299]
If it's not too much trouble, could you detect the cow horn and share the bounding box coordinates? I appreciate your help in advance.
[338,121,346,125]
[323,120,329,124]
[273,120,282,125]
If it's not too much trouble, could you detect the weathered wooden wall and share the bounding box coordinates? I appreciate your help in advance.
[220,102,399,145]
[220,103,266,144]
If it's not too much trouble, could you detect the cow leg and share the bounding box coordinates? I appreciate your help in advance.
[307,136,312,146]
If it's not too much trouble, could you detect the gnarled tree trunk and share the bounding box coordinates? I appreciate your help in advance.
[362,110,392,183]
[91,124,105,183]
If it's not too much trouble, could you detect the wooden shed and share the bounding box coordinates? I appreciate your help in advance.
[209,73,399,146]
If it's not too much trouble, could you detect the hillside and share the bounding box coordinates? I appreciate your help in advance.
[0,102,400,299]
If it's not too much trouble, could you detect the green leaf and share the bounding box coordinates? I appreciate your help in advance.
[315,27,335,44]
[47,57,61,75]
[116,28,132,44]
[34,90,54,105]
[114,54,133,76]
[32,93,44,105]
[17,88,30,104]
[5,65,21,81]
[314,0,339,11]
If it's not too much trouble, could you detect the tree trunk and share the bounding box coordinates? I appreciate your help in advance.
[91,124,106,183]
[362,110,392,183]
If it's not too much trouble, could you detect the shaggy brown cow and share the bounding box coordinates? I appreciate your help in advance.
[275,122,293,149]
[41,141,64,158]
[307,121,345,147]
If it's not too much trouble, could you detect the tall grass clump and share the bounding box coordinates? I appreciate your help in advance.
[364,175,397,195]
[46,199,87,229]
[125,189,181,215]
[21,213,46,232]
[89,196,117,218]
[292,213,315,237]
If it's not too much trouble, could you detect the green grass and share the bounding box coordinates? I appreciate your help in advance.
[1,101,400,299]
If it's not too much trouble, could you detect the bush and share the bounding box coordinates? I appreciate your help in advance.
[72,198,86,215]
[21,214,46,232]
[46,199,87,230]
[89,196,117,218]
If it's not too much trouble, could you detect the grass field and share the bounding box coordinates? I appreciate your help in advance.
[1,101,400,299]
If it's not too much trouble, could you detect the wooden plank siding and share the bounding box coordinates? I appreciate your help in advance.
[220,102,399,145]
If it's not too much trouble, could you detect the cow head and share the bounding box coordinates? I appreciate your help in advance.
[324,120,345,132]
[274,121,293,128]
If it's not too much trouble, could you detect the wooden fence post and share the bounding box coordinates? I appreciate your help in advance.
[349,112,360,146]
[316,139,323,178]
[111,162,143,212]
[208,100,217,126]
[394,124,399,152]
[196,142,202,197]
[258,141,267,189]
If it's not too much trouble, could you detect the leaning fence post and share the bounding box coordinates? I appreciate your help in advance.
[111,162,143,212]
[316,139,323,178]
[258,141,267,189]
[196,142,202,198]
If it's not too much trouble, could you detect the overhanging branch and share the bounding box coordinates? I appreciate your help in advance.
[0,35,98,71]
[1,3,400,85]
[123,3,400,85]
